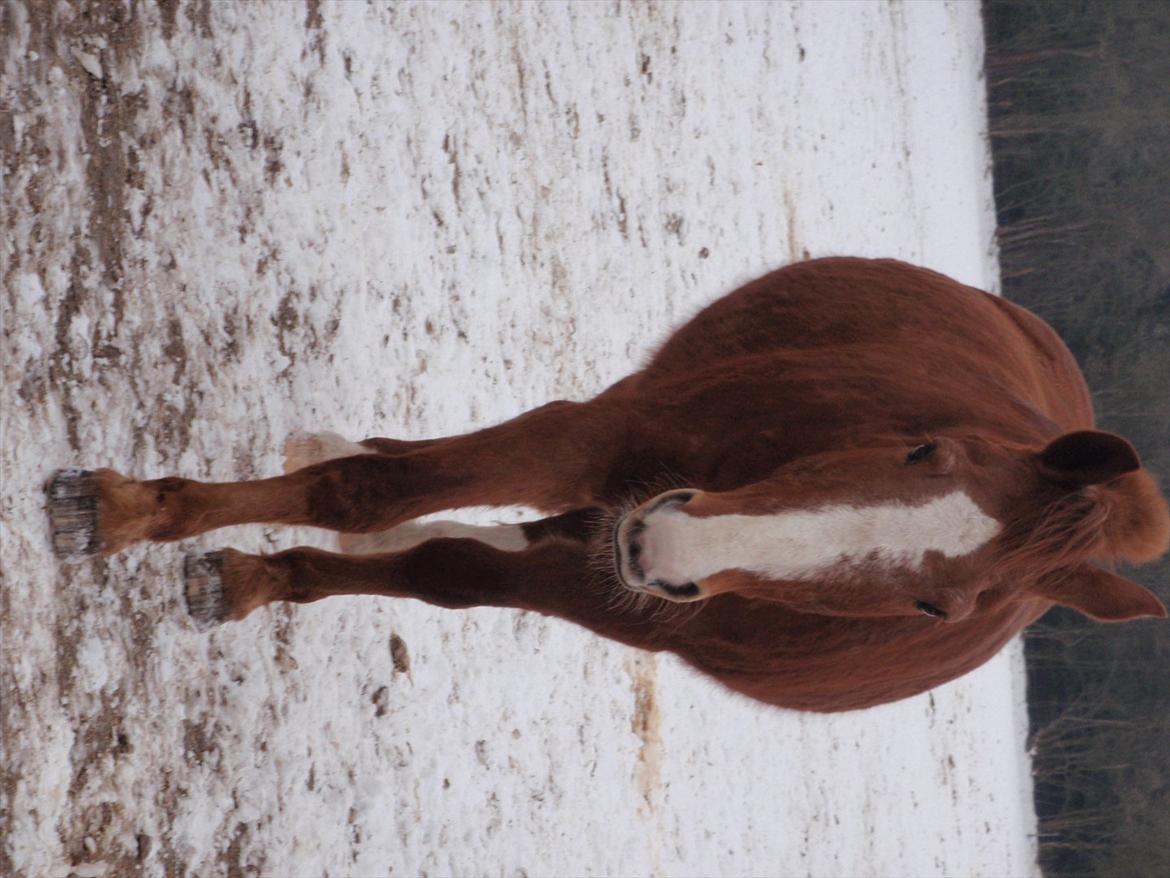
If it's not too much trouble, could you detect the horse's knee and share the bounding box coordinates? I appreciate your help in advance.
[301,454,458,532]
[299,456,393,531]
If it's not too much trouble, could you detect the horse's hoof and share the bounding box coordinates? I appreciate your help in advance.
[47,468,102,562]
[184,551,230,630]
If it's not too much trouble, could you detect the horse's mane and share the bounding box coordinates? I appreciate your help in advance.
[1099,469,1170,564]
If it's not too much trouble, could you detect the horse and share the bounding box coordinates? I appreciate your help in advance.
[48,257,1169,711]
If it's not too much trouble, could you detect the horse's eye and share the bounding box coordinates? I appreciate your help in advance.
[906,443,936,464]
[915,600,946,619]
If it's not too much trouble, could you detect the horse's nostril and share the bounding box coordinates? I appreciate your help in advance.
[619,517,646,580]
[656,580,700,598]
[647,490,697,514]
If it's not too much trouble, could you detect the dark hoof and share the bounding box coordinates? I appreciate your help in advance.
[47,468,101,562]
[184,552,230,631]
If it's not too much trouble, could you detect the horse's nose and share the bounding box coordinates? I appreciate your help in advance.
[626,490,699,570]
[615,490,704,592]
[625,489,706,592]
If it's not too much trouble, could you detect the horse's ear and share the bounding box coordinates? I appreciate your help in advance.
[1037,431,1141,487]
[1039,566,1167,622]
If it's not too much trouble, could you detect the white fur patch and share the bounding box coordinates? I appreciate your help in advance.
[283,430,370,473]
[339,520,529,555]
[636,492,1001,585]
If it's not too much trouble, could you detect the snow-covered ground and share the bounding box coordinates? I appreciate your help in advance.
[1,2,1037,876]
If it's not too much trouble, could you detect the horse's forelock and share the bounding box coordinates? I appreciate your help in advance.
[1098,469,1170,564]
[993,490,1109,583]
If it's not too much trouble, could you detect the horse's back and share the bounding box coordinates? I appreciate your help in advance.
[640,258,1093,429]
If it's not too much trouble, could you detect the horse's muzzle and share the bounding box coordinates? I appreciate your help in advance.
[613,490,704,601]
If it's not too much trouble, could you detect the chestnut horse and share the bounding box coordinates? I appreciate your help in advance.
[49,258,1169,711]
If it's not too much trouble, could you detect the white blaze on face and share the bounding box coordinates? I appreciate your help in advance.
[636,491,1002,585]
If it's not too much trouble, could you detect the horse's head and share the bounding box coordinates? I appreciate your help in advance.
[613,430,1169,623]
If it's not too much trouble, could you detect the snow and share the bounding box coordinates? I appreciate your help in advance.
[1,2,1037,876]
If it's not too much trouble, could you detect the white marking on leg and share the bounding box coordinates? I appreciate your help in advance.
[283,431,369,473]
[338,520,530,555]
[635,491,1001,585]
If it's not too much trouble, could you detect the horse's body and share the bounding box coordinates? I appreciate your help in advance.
[50,258,1168,711]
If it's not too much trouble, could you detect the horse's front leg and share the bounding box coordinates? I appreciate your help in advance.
[183,536,670,654]
[280,431,602,556]
[48,399,627,559]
